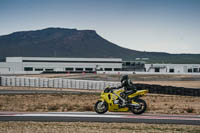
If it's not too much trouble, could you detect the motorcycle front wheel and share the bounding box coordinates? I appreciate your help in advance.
[94,101,108,114]
[130,99,147,115]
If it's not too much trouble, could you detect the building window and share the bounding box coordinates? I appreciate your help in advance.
[114,68,121,71]
[169,68,174,73]
[85,68,93,71]
[105,68,112,71]
[131,62,136,66]
[97,68,103,71]
[76,68,83,71]
[125,62,131,66]
[65,68,74,71]
[35,68,43,71]
[155,68,160,72]
[188,68,192,73]
[24,67,33,71]
[193,68,199,73]
[45,69,54,72]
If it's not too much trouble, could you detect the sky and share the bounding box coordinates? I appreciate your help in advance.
[0,0,200,54]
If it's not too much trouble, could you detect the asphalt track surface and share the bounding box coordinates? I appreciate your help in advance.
[0,112,200,125]
[0,90,200,125]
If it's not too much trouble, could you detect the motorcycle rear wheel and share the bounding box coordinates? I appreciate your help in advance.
[130,99,147,115]
[94,101,108,114]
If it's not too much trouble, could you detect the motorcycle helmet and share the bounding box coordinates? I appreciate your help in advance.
[121,75,129,84]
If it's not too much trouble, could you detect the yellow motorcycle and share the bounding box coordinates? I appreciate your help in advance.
[95,87,148,114]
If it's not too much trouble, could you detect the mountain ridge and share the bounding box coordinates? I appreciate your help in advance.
[0,27,200,64]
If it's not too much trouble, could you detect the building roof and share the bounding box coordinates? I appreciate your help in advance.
[6,57,122,63]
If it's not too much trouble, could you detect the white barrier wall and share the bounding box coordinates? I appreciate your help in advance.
[0,76,120,90]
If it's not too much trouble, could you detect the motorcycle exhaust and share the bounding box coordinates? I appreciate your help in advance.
[128,103,140,108]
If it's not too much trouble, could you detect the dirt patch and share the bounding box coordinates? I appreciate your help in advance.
[15,73,200,81]
[1,122,200,133]
[0,93,200,114]
[15,73,81,78]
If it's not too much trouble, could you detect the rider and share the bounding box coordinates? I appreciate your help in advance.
[117,75,137,103]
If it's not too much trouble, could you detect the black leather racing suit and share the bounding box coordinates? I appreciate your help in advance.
[118,79,137,101]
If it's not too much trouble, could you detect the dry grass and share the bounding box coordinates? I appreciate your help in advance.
[0,86,101,93]
[143,94,200,114]
[0,93,200,114]
[0,93,97,112]
[0,122,200,133]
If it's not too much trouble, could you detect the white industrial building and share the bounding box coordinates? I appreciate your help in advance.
[145,64,200,74]
[0,57,200,74]
[0,57,122,74]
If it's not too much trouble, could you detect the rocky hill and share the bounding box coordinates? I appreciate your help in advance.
[0,27,199,63]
